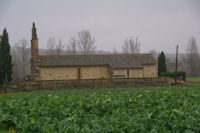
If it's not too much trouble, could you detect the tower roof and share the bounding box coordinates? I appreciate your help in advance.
[32,22,37,40]
[32,22,35,29]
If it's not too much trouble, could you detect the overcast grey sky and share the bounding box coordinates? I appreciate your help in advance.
[0,0,200,53]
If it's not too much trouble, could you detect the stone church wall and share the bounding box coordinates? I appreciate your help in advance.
[38,64,157,80]
[112,64,156,78]
[39,67,78,80]
[38,66,110,80]
[129,69,143,78]
[113,69,127,77]
[80,66,110,79]
[143,64,157,78]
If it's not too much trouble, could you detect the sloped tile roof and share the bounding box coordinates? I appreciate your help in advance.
[38,54,156,69]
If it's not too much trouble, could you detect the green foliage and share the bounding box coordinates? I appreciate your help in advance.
[158,51,167,76]
[54,84,66,89]
[1,87,200,132]
[0,93,14,99]
[187,77,200,82]
[0,29,13,89]
[161,71,186,81]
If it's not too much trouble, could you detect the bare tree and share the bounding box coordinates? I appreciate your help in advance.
[122,37,141,54]
[77,30,96,55]
[47,37,56,55]
[185,37,200,77]
[12,48,20,81]
[149,50,157,58]
[13,39,30,80]
[67,37,78,55]
[55,39,65,55]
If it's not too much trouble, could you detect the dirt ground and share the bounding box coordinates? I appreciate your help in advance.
[187,81,200,85]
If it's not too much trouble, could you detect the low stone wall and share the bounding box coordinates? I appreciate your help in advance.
[16,77,174,91]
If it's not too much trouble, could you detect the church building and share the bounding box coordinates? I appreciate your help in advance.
[31,23,158,81]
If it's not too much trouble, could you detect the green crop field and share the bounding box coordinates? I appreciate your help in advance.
[187,77,200,82]
[0,93,14,100]
[1,87,200,132]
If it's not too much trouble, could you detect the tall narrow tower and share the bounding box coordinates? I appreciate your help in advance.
[31,22,38,59]
[31,22,39,81]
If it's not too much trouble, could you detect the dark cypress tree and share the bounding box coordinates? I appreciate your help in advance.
[158,51,167,76]
[0,35,2,90]
[0,29,12,92]
[0,32,4,91]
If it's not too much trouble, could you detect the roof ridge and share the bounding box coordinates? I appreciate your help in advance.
[39,53,153,57]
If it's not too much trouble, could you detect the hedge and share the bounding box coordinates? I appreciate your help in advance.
[160,71,186,81]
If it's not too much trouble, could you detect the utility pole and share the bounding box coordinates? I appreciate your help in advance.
[175,45,178,85]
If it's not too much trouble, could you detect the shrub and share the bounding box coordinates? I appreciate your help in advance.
[161,71,186,81]
[54,84,66,89]
[99,75,107,79]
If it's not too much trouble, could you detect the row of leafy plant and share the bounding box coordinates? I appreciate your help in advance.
[0,87,200,132]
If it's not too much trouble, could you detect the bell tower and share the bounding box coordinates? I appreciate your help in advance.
[31,22,38,59]
[31,22,39,81]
